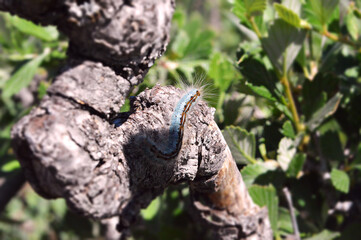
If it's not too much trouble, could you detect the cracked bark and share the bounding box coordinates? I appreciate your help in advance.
[4,0,272,239]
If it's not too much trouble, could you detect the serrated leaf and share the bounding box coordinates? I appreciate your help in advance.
[238,57,281,101]
[282,0,302,15]
[249,185,278,233]
[262,19,307,73]
[241,162,277,187]
[274,3,301,27]
[306,93,342,131]
[2,49,49,99]
[330,169,350,193]
[244,0,267,16]
[305,0,339,27]
[209,53,236,92]
[233,0,248,24]
[1,160,20,172]
[141,197,161,220]
[8,15,59,42]
[304,229,340,240]
[277,137,296,171]
[222,126,256,164]
[281,120,296,139]
[286,153,306,177]
[246,83,276,101]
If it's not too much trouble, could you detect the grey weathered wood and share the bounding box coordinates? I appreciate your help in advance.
[4,0,272,239]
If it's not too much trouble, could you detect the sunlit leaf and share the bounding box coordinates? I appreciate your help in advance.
[8,15,59,42]
[306,93,342,131]
[223,126,256,164]
[249,184,278,233]
[141,197,161,220]
[209,53,236,92]
[346,11,361,40]
[274,3,301,27]
[246,83,276,101]
[304,229,340,240]
[330,169,350,193]
[241,162,277,187]
[286,153,306,177]
[1,160,20,172]
[281,120,295,139]
[277,137,296,171]
[2,49,49,99]
[304,0,339,27]
[244,0,267,16]
[262,19,306,73]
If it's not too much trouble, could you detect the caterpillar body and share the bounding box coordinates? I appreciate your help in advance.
[150,88,201,159]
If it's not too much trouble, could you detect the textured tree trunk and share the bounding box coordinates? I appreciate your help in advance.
[2,0,272,239]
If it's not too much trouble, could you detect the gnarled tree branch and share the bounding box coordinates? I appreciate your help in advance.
[4,0,272,239]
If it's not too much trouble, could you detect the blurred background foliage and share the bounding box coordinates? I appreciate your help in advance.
[1,0,361,239]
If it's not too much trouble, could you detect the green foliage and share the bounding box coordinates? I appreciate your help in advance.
[304,229,340,240]
[8,15,59,42]
[249,184,279,233]
[2,48,49,99]
[330,169,350,193]
[0,11,68,239]
[274,3,302,28]
[222,126,256,164]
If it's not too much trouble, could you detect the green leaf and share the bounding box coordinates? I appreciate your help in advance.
[1,160,20,172]
[281,120,296,139]
[330,169,350,193]
[305,0,339,27]
[262,19,307,73]
[306,93,342,131]
[8,15,59,42]
[233,0,248,24]
[209,53,236,92]
[277,137,296,171]
[50,199,67,218]
[2,49,49,99]
[171,30,190,58]
[244,0,267,16]
[241,162,277,187]
[304,229,340,240]
[141,197,161,220]
[286,153,306,177]
[237,57,281,100]
[275,102,293,120]
[278,207,294,235]
[274,3,301,27]
[282,0,302,15]
[246,83,276,101]
[183,30,214,60]
[249,184,278,233]
[222,126,256,164]
[346,11,361,40]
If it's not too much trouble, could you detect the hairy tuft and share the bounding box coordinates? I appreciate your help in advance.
[174,72,217,106]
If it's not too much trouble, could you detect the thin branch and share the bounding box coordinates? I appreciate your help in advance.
[280,75,304,133]
[283,187,300,240]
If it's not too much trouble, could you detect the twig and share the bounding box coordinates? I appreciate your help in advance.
[283,187,300,240]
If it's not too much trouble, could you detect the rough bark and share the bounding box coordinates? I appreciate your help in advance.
[4,0,272,239]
